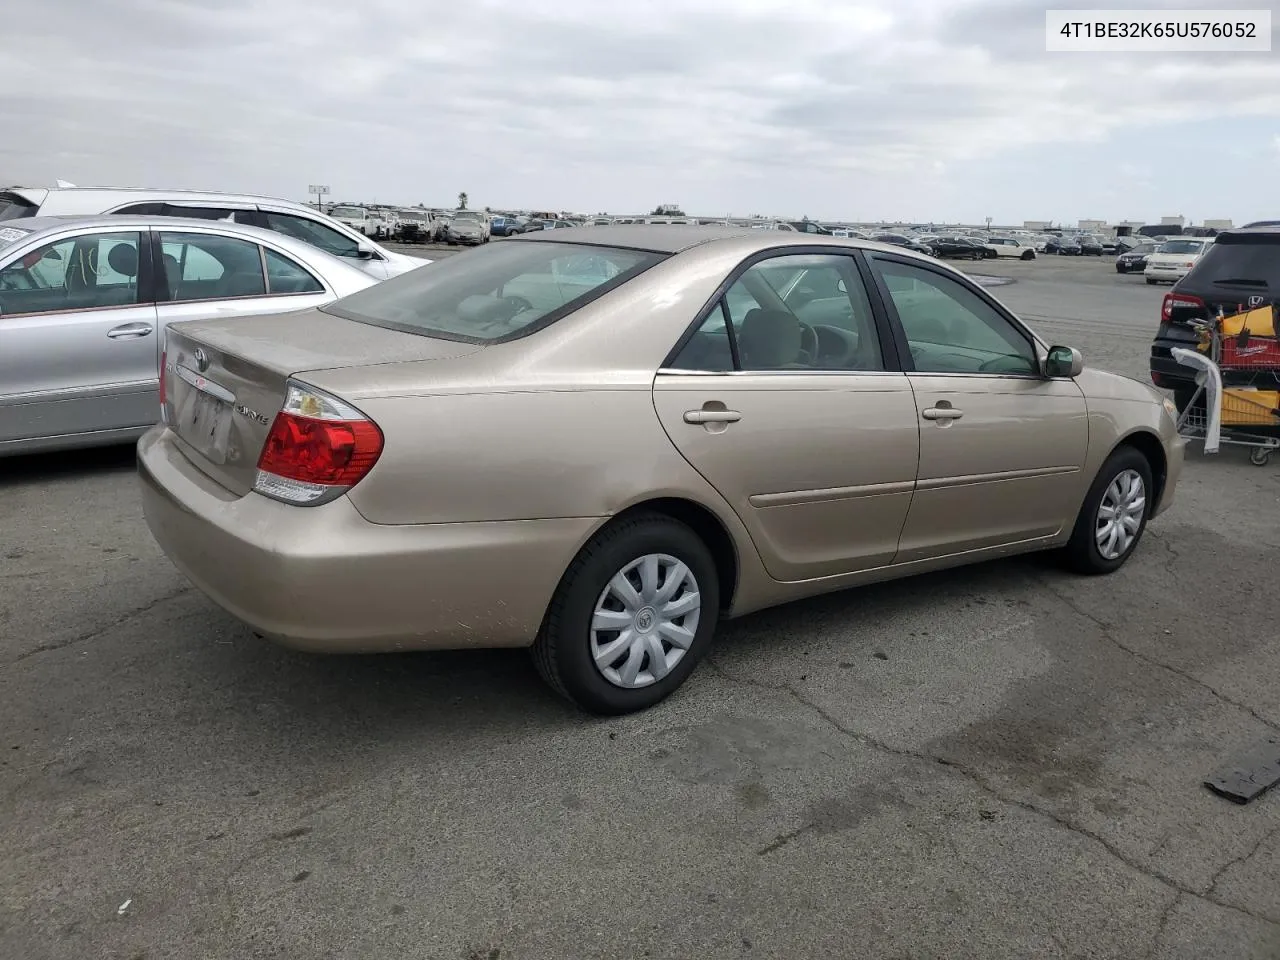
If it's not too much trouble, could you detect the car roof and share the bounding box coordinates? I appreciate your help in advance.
[507,224,957,261]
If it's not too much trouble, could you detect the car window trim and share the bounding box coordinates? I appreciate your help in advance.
[864,251,1046,379]
[659,245,907,374]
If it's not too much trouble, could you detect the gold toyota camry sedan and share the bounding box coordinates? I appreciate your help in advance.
[139,227,1184,714]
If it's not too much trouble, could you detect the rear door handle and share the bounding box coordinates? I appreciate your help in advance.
[684,410,742,424]
[106,322,154,339]
[922,407,964,421]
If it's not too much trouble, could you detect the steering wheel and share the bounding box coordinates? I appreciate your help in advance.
[797,321,819,365]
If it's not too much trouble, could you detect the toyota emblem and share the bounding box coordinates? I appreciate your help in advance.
[193,347,209,371]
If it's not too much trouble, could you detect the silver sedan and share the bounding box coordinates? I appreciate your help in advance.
[0,215,378,456]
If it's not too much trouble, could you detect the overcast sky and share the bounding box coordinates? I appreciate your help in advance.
[4,0,1279,225]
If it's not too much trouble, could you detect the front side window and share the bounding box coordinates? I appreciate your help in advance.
[159,232,266,301]
[323,241,663,342]
[0,231,141,315]
[670,254,885,373]
[872,258,1036,376]
[262,212,360,259]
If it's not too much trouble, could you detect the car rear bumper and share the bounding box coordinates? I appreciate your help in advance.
[137,425,598,653]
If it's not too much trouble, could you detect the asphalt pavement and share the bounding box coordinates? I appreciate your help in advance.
[3,250,1279,960]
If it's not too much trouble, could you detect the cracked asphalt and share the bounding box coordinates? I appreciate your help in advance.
[3,253,1280,960]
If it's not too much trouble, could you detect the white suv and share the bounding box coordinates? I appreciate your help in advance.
[0,186,429,279]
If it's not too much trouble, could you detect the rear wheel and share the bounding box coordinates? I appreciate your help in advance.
[1146,278,1158,285]
[532,514,720,714]
[1060,446,1154,575]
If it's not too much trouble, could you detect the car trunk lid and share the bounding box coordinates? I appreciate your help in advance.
[162,307,481,496]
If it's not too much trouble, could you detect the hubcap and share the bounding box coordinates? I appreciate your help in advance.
[590,554,701,689]
[1095,469,1146,560]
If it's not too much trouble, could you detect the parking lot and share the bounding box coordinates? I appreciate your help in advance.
[3,250,1279,959]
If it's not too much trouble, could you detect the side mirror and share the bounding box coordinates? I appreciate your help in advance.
[355,242,376,260]
[1045,345,1083,378]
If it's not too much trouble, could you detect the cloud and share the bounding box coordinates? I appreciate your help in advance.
[1,0,1279,221]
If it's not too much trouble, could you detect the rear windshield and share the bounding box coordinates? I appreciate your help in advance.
[322,240,666,342]
[1158,239,1206,254]
[1184,237,1280,290]
[0,193,38,222]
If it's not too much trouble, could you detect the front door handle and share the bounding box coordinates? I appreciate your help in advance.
[106,322,154,339]
[922,406,964,421]
[684,409,742,424]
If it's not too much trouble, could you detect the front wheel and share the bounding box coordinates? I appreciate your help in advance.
[1021,250,1035,261]
[532,514,720,714]
[1060,447,1154,575]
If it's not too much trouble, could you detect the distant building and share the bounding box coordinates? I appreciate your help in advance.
[1077,219,1107,231]
[1203,218,1233,230]
[1023,220,1052,231]
[1160,215,1186,226]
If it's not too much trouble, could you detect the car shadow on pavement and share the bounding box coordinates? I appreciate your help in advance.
[1,443,137,486]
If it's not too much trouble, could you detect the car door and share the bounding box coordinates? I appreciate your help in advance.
[0,227,159,445]
[652,251,919,581]
[866,253,1089,562]
[151,229,339,344]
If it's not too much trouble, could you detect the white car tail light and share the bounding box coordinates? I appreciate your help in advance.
[253,381,383,506]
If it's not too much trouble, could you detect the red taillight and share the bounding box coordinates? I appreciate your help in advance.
[1162,291,1204,322]
[253,381,383,505]
[257,413,382,486]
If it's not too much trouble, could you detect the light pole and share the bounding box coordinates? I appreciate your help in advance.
[985,216,992,232]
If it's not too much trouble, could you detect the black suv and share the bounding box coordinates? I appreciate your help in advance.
[1149,226,1280,410]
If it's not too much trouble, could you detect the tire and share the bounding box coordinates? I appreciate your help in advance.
[1021,250,1035,260]
[1060,446,1154,575]
[532,514,720,714]
[1145,278,1157,285]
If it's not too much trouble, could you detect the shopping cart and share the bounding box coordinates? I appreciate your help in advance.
[1172,307,1280,466]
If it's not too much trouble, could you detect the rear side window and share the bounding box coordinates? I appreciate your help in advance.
[264,248,324,294]
[1184,236,1280,292]
[159,232,266,301]
[323,241,664,342]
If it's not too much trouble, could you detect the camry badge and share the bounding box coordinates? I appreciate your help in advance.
[234,403,271,426]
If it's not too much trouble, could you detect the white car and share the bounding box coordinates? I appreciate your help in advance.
[1144,238,1214,285]
[328,205,394,241]
[985,237,1038,260]
[0,186,429,280]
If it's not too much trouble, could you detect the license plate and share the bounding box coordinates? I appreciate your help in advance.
[177,387,232,462]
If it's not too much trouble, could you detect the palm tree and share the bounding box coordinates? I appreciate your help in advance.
[457,192,468,211]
